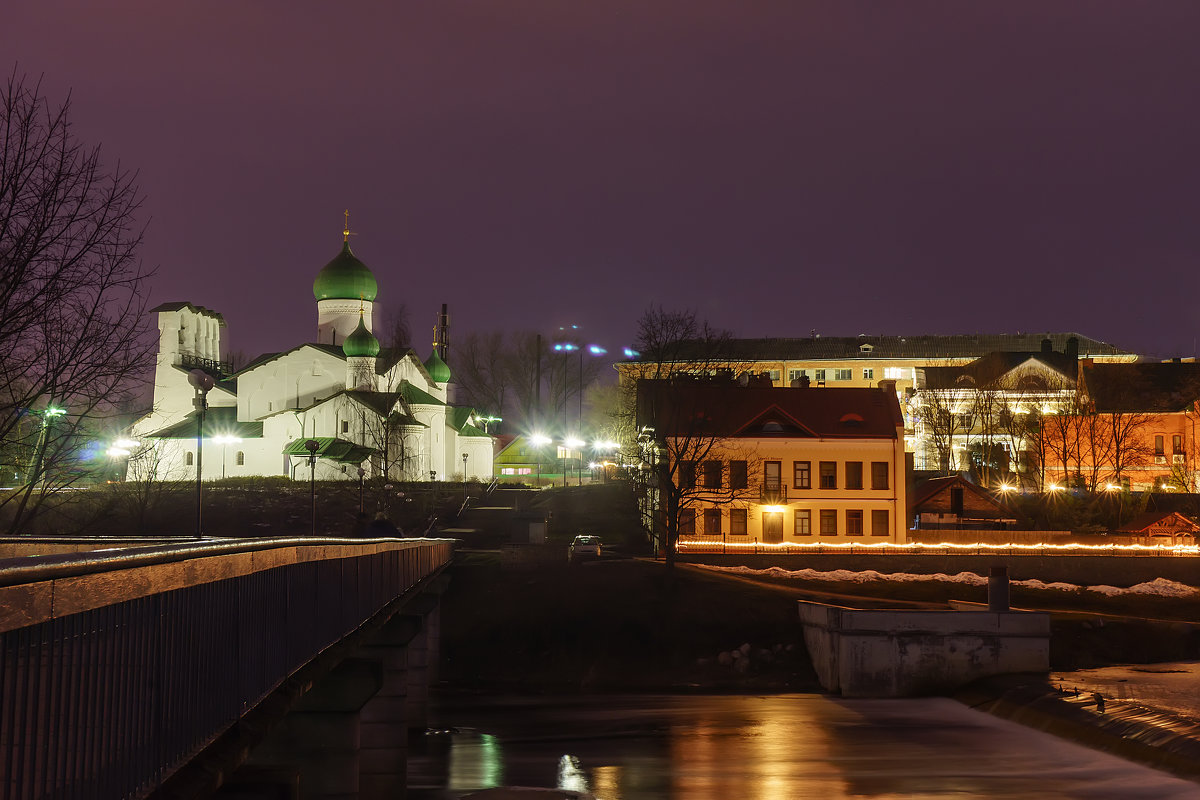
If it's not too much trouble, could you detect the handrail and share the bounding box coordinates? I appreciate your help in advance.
[0,535,448,588]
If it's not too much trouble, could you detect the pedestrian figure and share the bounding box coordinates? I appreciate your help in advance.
[365,511,400,538]
[1093,692,1106,713]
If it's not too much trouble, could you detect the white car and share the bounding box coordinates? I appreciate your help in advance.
[569,535,602,562]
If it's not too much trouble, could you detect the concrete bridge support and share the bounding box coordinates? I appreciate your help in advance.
[241,658,383,799]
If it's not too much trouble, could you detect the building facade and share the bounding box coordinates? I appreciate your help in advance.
[637,378,908,549]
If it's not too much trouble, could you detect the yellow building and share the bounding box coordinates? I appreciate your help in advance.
[620,333,1132,393]
[636,378,908,550]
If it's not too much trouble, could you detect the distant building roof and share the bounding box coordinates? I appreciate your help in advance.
[920,351,1078,391]
[630,332,1131,363]
[1080,361,1200,413]
[637,379,903,439]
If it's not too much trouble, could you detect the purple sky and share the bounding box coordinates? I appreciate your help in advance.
[6,2,1200,361]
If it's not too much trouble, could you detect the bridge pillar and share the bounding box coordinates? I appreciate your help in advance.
[244,658,382,800]
[401,595,439,738]
[357,614,420,799]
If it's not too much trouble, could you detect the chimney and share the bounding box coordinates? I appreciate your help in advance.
[1041,338,1053,354]
[879,379,897,394]
[1066,336,1079,360]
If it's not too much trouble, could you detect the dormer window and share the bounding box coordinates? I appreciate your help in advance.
[859,343,874,353]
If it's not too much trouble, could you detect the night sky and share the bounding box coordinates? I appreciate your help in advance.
[6,2,1200,362]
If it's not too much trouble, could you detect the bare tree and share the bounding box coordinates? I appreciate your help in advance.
[632,306,753,568]
[0,71,154,533]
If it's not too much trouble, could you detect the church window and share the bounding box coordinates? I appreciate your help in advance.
[236,451,245,466]
[342,420,349,434]
[185,452,194,466]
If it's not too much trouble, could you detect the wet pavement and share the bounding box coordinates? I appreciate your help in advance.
[409,693,1200,799]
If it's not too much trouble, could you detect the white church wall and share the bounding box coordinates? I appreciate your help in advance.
[238,347,346,422]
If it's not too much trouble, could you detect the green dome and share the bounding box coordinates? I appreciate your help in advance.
[313,242,378,302]
[343,316,380,358]
[424,349,452,383]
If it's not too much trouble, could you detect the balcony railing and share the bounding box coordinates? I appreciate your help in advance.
[760,482,787,504]
[181,352,233,377]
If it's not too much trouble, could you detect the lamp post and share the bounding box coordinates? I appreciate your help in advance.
[188,370,215,537]
[213,434,241,479]
[530,433,551,487]
[304,439,320,536]
[462,452,468,480]
[357,466,366,514]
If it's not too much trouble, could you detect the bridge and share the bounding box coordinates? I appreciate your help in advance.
[0,536,453,800]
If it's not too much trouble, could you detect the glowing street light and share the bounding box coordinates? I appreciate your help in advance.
[213,434,241,479]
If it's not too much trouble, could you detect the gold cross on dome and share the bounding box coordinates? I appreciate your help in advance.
[343,209,351,242]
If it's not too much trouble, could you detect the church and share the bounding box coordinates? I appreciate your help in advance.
[129,224,494,483]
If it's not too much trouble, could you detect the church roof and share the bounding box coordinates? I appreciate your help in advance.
[343,316,380,358]
[147,406,264,439]
[313,241,378,302]
[400,381,445,406]
[148,301,227,325]
[282,437,377,464]
[423,349,452,383]
[234,343,347,377]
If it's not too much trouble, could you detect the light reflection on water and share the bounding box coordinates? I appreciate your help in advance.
[411,694,1200,799]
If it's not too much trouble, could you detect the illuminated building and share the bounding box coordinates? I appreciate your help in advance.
[636,376,908,548]
[127,223,493,482]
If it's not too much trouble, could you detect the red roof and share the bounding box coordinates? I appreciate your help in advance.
[636,380,902,439]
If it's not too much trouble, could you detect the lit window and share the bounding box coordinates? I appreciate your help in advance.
[863,368,874,380]
[819,461,837,489]
[793,461,811,489]
[794,509,811,536]
[702,460,722,489]
[819,510,837,535]
[871,461,889,489]
[846,510,863,535]
[846,462,863,490]
[884,367,904,380]
[730,461,748,489]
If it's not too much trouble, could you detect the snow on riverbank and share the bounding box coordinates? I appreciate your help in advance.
[696,564,1199,598]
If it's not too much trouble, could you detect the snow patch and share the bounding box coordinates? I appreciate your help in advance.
[697,564,1200,598]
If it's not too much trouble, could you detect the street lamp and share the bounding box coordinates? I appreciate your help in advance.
[357,465,366,514]
[304,439,320,536]
[188,369,215,537]
[530,433,551,486]
[565,437,585,486]
[462,452,468,480]
[213,434,241,479]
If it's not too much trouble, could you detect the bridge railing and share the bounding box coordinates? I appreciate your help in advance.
[0,536,452,800]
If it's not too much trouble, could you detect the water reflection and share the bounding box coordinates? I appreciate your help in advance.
[410,694,1200,799]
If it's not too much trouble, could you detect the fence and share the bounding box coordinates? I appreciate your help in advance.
[0,537,452,800]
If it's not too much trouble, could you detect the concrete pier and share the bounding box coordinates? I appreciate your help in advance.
[798,599,1050,697]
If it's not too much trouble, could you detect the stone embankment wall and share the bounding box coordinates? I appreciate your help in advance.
[798,600,1051,697]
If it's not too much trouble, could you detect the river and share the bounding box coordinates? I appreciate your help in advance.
[407,693,1200,799]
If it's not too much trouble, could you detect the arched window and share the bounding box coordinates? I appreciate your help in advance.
[185,452,194,466]
[236,451,245,466]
